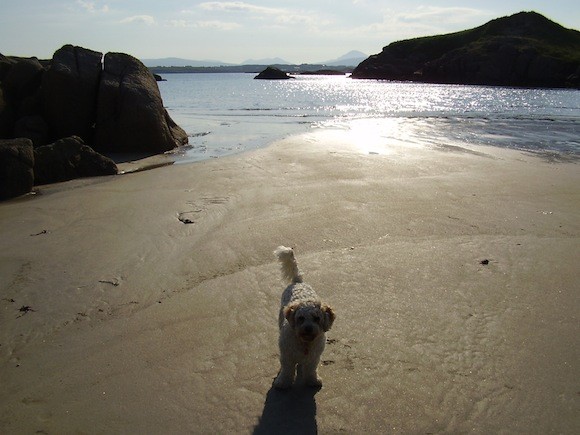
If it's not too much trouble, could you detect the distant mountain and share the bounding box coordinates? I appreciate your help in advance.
[142,51,368,68]
[241,57,292,65]
[141,57,233,67]
[148,64,354,75]
[320,50,368,66]
[352,11,580,88]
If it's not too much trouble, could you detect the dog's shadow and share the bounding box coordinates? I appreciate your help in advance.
[253,385,319,435]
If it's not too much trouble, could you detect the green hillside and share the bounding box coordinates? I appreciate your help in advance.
[352,11,580,88]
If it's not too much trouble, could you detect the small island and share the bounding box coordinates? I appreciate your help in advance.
[254,66,294,80]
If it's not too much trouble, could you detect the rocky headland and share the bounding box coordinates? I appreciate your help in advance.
[352,11,580,88]
[0,45,188,200]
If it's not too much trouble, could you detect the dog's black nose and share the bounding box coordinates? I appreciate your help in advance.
[304,325,313,334]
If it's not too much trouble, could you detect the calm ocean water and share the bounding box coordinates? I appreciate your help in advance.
[158,73,580,162]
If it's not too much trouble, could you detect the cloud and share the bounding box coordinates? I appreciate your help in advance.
[167,19,189,28]
[349,6,492,41]
[198,1,322,27]
[165,18,240,30]
[195,20,241,30]
[199,1,281,15]
[120,15,156,26]
[77,0,109,14]
[394,6,490,26]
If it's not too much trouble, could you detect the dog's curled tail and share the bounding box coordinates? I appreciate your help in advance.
[274,246,303,284]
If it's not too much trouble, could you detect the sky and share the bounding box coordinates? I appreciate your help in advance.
[1,1,579,64]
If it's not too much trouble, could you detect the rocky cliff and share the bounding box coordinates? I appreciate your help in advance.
[351,11,580,88]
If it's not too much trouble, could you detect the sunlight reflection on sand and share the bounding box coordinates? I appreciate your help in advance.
[313,118,431,156]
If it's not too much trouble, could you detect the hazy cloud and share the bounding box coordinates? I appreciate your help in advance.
[195,20,241,30]
[120,15,156,26]
[394,6,491,25]
[167,19,189,28]
[350,6,491,41]
[77,0,109,14]
[199,1,281,15]
[198,1,322,27]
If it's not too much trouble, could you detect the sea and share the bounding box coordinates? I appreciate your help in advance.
[158,73,580,163]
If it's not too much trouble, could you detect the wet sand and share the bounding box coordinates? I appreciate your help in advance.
[1,129,579,433]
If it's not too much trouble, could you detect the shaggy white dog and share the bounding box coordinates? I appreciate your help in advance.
[273,246,335,389]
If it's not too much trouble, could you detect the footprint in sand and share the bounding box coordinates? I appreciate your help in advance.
[323,338,358,371]
[177,196,230,224]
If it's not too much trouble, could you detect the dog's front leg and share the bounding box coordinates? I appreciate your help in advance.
[301,356,323,388]
[273,356,296,389]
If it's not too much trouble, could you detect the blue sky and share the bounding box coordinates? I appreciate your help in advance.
[1,1,579,63]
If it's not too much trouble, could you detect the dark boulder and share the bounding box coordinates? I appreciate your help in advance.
[42,45,103,142]
[164,109,188,149]
[94,52,187,153]
[14,115,49,147]
[254,66,293,80]
[0,46,189,192]
[0,54,16,80]
[34,136,117,185]
[0,87,15,138]
[0,138,34,200]
[1,57,44,105]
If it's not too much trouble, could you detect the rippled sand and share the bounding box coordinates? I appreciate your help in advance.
[1,129,578,433]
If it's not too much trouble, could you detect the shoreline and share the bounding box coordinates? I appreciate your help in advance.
[1,129,579,433]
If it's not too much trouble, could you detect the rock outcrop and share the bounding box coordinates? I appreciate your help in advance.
[352,12,580,88]
[95,52,187,153]
[1,56,45,114]
[14,115,48,147]
[42,45,102,144]
[0,138,34,200]
[34,136,117,185]
[254,67,293,80]
[0,44,189,199]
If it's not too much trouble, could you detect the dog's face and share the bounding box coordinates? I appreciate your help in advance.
[284,303,335,341]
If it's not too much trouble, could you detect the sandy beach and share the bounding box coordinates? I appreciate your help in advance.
[1,128,579,433]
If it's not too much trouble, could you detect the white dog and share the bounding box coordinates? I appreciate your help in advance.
[273,246,335,389]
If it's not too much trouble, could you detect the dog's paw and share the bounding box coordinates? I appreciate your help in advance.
[273,374,293,390]
[304,375,323,388]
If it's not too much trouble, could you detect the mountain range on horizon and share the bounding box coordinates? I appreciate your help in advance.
[141,50,367,68]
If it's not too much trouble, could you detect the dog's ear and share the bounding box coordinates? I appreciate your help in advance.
[321,304,335,331]
[284,303,298,327]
